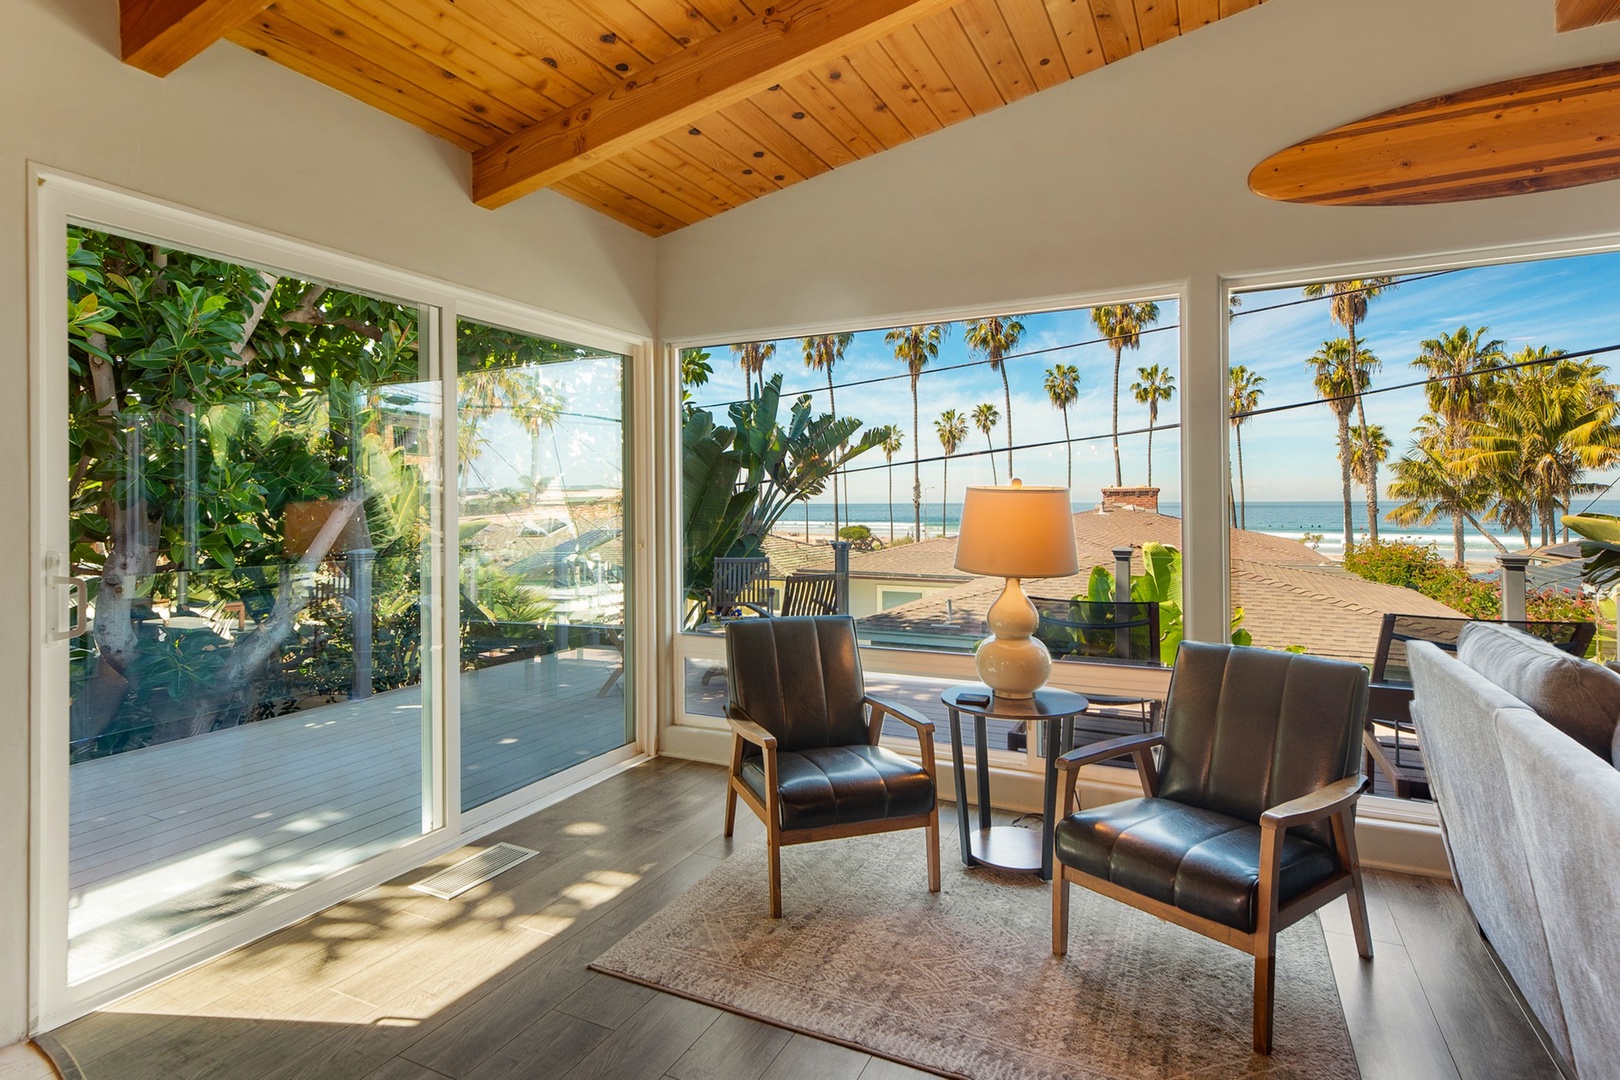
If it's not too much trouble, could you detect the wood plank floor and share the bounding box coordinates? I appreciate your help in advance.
[44,757,1556,1080]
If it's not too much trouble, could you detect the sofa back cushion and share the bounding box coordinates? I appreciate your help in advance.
[1408,641,1572,1062]
[1498,710,1620,1079]
[1457,622,1620,759]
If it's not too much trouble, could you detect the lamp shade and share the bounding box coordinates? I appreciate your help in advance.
[953,482,1078,579]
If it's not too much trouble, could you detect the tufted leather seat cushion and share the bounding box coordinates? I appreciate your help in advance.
[740,744,934,831]
[1054,797,1340,932]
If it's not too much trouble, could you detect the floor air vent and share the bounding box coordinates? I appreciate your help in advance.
[411,843,537,900]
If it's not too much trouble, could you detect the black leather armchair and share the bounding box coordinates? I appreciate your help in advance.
[1051,642,1373,1053]
[722,616,940,918]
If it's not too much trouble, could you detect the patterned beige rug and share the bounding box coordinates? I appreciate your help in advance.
[591,828,1360,1080]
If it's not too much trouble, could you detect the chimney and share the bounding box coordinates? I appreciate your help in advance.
[1100,486,1160,513]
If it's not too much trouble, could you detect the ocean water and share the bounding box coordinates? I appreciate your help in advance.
[788,499,1620,563]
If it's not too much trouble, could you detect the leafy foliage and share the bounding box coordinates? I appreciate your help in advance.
[1071,543,1251,665]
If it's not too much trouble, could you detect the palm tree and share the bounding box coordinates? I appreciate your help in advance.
[1347,423,1391,536]
[1091,302,1160,486]
[971,402,1000,483]
[1227,365,1265,529]
[1466,350,1620,546]
[1387,422,1507,563]
[880,425,904,545]
[964,316,1024,478]
[886,324,947,540]
[1044,363,1080,489]
[1410,324,1506,558]
[802,333,854,535]
[731,340,775,400]
[935,409,967,538]
[1306,338,1371,552]
[1303,278,1393,538]
[1131,363,1176,488]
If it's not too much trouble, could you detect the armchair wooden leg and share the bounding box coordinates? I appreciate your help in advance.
[724,735,743,838]
[723,782,737,838]
[1335,809,1374,960]
[1052,870,1070,956]
[767,834,782,919]
[1253,941,1276,1054]
[925,809,941,893]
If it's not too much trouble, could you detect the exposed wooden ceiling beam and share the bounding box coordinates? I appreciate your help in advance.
[121,0,270,76]
[472,0,960,210]
[1556,0,1620,31]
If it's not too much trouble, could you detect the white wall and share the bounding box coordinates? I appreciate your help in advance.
[0,0,657,1044]
[654,0,1620,645]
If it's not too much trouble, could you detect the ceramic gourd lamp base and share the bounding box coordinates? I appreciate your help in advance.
[975,577,1050,699]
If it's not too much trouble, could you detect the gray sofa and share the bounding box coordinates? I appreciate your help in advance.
[1409,622,1620,1080]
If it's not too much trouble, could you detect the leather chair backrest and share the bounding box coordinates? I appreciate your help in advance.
[1158,642,1368,846]
[725,616,868,752]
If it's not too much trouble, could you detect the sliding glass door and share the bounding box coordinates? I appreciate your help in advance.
[60,226,440,983]
[456,319,632,811]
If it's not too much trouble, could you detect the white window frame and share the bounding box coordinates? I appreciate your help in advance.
[28,168,654,1031]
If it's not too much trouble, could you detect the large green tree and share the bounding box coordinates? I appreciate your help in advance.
[1408,325,1506,559]
[1387,422,1506,563]
[964,316,1024,478]
[885,324,947,540]
[731,340,775,400]
[971,401,1000,483]
[1090,302,1160,487]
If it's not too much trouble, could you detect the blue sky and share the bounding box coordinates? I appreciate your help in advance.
[680,247,1620,511]
[686,304,1183,506]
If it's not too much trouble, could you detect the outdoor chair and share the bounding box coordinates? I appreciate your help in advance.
[723,616,940,918]
[709,556,773,621]
[1032,597,1161,666]
[779,571,840,616]
[1051,642,1373,1053]
[1364,613,1595,797]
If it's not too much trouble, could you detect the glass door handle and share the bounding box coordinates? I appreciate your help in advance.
[48,575,89,641]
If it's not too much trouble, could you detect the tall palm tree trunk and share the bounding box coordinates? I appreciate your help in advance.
[985,430,999,484]
[1000,364,1014,479]
[1237,427,1249,529]
[1062,408,1073,489]
[1349,326,1380,542]
[1229,466,1238,529]
[887,466,895,545]
[1111,345,1123,486]
[1453,512,1465,565]
[1337,411,1354,552]
[827,370,839,537]
[941,458,949,539]
[1146,421,1155,487]
[911,394,921,541]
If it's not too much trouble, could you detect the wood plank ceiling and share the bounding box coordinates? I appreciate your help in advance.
[125,0,1270,235]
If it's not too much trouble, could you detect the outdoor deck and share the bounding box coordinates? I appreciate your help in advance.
[68,646,628,982]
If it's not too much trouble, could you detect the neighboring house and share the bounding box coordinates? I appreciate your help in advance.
[839,493,1466,666]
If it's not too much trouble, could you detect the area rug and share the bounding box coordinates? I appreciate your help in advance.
[590,829,1360,1080]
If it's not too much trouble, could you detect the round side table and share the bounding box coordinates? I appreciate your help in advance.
[940,684,1089,881]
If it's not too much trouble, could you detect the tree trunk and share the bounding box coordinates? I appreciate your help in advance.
[911,393,921,541]
[1463,511,1508,555]
[1229,465,1237,529]
[1000,361,1014,479]
[1146,421,1155,488]
[1111,345,1123,486]
[1349,325,1380,542]
[1338,411,1354,553]
[888,466,895,546]
[941,458,949,539]
[1237,426,1248,529]
[827,370,839,538]
[1453,512,1465,565]
[1063,409,1073,490]
[985,431,998,484]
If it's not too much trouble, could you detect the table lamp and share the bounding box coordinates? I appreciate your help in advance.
[953,480,1078,698]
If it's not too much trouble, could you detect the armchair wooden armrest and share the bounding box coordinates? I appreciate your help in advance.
[1055,732,1163,774]
[1260,774,1368,833]
[863,694,937,778]
[725,706,777,751]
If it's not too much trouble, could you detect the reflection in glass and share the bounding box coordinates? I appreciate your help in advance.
[456,320,631,811]
[64,227,437,981]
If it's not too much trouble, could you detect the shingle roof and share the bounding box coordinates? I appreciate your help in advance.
[847,509,1469,666]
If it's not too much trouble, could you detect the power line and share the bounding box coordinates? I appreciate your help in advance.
[1229,269,1464,319]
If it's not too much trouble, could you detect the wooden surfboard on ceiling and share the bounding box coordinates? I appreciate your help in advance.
[1249,61,1620,206]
